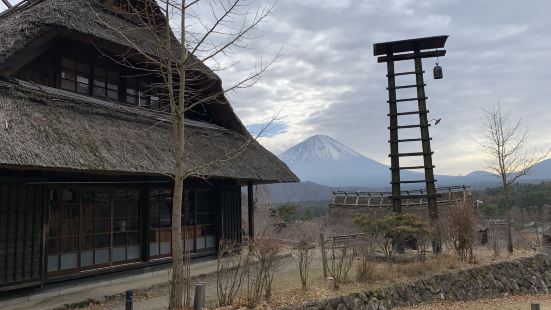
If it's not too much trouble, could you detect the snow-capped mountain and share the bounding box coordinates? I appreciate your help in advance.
[279,135,421,187]
[279,135,364,164]
[267,135,551,202]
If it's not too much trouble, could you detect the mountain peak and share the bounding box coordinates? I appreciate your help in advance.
[279,135,364,164]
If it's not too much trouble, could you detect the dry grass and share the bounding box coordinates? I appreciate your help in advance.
[211,246,536,309]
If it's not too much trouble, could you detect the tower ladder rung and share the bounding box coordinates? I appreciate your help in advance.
[388,124,431,130]
[390,165,435,170]
[386,84,426,90]
[389,152,434,157]
[391,180,437,184]
[386,70,425,77]
[388,138,432,143]
[388,110,429,116]
[387,97,428,103]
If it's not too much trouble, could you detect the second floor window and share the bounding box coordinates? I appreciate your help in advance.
[93,67,119,100]
[58,57,168,113]
[61,58,90,95]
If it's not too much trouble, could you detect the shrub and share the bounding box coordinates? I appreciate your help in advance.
[355,214,432,261]
[448,201,477,261]
[216,240,249,306]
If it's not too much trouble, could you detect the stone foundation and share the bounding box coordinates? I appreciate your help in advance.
[279,254,551,310]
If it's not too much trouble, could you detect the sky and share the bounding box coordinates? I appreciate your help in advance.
[2,0,550,175]
[208,0,551,175]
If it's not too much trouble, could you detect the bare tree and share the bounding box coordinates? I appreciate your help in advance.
[93,1,278,308]
[216,240,250,306]
[478,103,550,253]
[326,240,357,289]
[291,223,316,291]
[245,228,282,306]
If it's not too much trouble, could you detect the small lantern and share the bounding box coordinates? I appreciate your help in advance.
[433,62,443,79]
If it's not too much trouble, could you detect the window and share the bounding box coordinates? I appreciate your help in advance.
[47,188,80,272]
[149,188,217,257]
[58,57,173,113]
[60,58,90,94]
[94,67,119,100]
[126,77,138,105]
[47,187,142,274]
[149,189,172,257]
[126,78,159,108]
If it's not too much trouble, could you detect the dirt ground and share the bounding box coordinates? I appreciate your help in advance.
[83,246,537,309]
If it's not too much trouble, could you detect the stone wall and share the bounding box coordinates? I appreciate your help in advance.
[279,254,551,310]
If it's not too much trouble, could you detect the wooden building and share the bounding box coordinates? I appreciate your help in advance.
[0,0,298,291]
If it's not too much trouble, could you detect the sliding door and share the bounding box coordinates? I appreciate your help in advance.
[46,187,142,275]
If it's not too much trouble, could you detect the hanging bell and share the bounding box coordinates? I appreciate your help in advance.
[433,63,443,79]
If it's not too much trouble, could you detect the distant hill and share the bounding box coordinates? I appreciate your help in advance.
[258,181,334,203]
[523,159,551,181]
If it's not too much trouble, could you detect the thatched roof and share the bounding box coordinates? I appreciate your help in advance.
[0,0,250,134]
[0,80,298,183]
[0,0,212,76]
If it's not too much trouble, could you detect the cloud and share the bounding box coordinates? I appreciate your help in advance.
[215,0,551,175]
[247,121,288,138]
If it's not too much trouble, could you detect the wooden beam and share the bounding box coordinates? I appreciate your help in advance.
[2,0,13,9]
[247,182,254,239]
[378,50,446,63]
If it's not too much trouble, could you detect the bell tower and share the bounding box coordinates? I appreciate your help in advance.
[373,35,448,252]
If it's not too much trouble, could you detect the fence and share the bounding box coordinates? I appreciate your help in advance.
[329,185,471,209]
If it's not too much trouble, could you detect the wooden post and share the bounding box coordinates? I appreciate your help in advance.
[247,182,254,239]
[319,233,328,278]
[355,193,360,207]
[414,51,440,253]
[386,53,402,214]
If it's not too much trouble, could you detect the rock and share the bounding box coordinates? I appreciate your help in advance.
[343,295,355,309]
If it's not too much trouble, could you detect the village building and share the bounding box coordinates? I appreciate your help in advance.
[0,0,298,291]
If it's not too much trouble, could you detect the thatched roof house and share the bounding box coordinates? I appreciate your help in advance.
[0,0,297,291]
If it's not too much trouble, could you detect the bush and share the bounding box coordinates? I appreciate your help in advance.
[448,201,477,261]
[355,214,432,261]
[216,240,249,307]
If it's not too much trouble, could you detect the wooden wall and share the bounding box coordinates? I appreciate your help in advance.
[219,185,242,243]
[0,183,44,290]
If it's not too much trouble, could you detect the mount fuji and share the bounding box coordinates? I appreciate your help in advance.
[279,135,422,187]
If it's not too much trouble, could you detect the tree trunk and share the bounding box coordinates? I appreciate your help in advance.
[169,115,185,309]
[169,2,188,309]
[504,183,514,253]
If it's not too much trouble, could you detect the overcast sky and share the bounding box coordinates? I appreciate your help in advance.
[213,0,551,175]
[2,0,550,175]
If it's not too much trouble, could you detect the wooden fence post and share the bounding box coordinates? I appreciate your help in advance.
[319,233,328,278]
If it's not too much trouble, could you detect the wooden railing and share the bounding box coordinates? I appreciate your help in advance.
[329,185,471,208]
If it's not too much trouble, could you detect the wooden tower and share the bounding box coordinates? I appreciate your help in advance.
[373,36,448,252]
